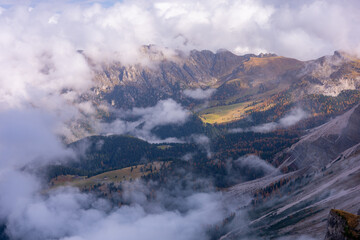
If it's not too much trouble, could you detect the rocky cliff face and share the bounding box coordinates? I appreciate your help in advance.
[325,209,360,240]
[93,48,256,108]
[91,48,360,111]
[304,51,360,97]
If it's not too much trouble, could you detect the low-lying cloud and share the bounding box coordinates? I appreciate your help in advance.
[230,108,309,133]
[0,109,73,170]
[278,108,309,127]
[234,155,278,176]
[0,108,235,240]
[190,134,212,158]
[183,88,216,100]
[3,183,229,240]
[99,99,190,142]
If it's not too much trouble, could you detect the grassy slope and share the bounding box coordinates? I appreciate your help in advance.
[199,100,276,124]
[197,56,302,124]
[51,161,169,189]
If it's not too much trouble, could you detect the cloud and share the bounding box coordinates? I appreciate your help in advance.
[181,153,194,162]
[0,109,76,238]
[0,100,235,240]
[98,99,190,142]
[234,155,278,175]
[0,151,233,240]
[2,183,229,240]
[130,99,189,131]
[0,0,359,63]
[279,108,309,127]
[0,109,73,170]
[250,122,279,133]
[0,4,99,142]
[0,106,235,240]
[230,108,309,133]
[183,88,216,100]
[190,134,212,158]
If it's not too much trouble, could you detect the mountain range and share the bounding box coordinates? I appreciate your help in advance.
[43,48,360,239]
[92,47,360,120]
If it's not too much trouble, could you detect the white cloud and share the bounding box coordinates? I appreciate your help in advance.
[0,109,73,170]
[0,107,233,240]
[190,134,212,158]
[279,108,309,127]
[98,99,190,142]
[230,108,309,133]
[234,155,278,175]
[2,184,228,240]
[0,0,358,73]
[130,99,189,130]
[183,88,216,100]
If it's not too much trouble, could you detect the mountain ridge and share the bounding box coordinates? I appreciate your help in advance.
[88,48,360,128]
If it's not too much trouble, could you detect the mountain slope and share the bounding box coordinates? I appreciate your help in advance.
[223,105,360,239]
[90,49,360,129]
[94,48,253,108]
[274,104,360,171]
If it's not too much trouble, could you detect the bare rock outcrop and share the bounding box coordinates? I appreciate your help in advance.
[325,209,360,240]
